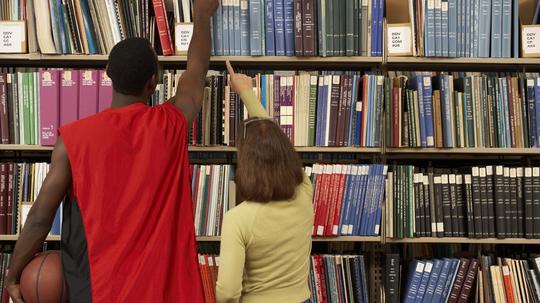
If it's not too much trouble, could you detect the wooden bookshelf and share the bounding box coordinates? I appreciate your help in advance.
[386,237,540,245]
[0,235,381,242]
[0,235,61,241]
[386,57,540,66]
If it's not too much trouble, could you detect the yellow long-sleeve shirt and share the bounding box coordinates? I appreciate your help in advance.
[216,89,314,303]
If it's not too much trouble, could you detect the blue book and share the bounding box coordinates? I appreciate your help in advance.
[315,77,324,146]
[502,0,511,57]
[372,165,386,235]
[422,76,435,147]
[80,0,97,54]
[233,0,241,55]
[264,0,276,55]
[371,0,379,56]
[55,0,68,53]
[433,259,452,302]
[364,165,380,235]
[464,0,471,57]
[274,0,286,55]
[491,0,502,57]
[377,0,384,56]
[48,0,61,53]
[412,76,427,147]
[367,76,376,146]
[435,0,442,57]
[512,0,518,57]
[415,260,434,302]
[448,0,457,57]
[353,166,368,235]
[441,259,460,301]
[240,0,250,55]
[441,75,453,147]
[354,78,363,146]
[457,0,463,56]
[228,0,236,55]
[373,76,383,147]
[223,1,231,55]
[283,0,295,55]
[403,260,426,303]
[50,204,62,236]
[535,78,540,147]
[426,0,436,56]
[526,79,537,147]
[215,4,224,55]
[346,165,361,235]
[358,256,369,303]
[358,165,373,235]
[422,259,443,303]
[478,0,491,57]
[339,166,356,235]
[472,0,480,57]
[249,0,263,55]
[441,0,449,57]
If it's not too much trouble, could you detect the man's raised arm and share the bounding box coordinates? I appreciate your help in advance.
[171,0,218,125]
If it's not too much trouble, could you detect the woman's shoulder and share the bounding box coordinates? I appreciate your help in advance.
[224,201,261,220]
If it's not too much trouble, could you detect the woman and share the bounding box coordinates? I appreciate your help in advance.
[215,61,314,303]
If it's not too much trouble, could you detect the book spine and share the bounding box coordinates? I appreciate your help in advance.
[501,0,511,57]
[151,0,174,55]
[250,0,263,55]
[239,0,250,55]
[525,167,534,238]
[441,0,449,57]
[98,70,112,112]
[0,74,8,144]
[457,259,479,302]
[533,167,540,238]
[302,0,316,56]
[284,0,295,55]
[491,0,502,57]
[265,0,277,55]
[274,0,286,55]
[294,0,303,56]
[448,0,457,57]
[39,70,60,146]
[60,70,79,127]
[435,0,442,57]
[426,0,435,56]
[78,70,98,120]
[233,0,242,55]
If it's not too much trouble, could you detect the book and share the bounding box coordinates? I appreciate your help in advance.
[39,70,60,146]
[78,70,98,120]
[98,70,113,113]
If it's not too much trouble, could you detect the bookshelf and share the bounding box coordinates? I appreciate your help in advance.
[385,237,540,245]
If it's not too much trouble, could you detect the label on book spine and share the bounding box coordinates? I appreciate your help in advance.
[175,23,194,55]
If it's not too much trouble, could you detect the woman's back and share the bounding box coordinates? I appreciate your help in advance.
[216,176,314,303]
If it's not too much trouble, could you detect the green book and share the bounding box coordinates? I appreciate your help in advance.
[340,0,346,56]
[408,166,414,238]
[326,0,334,55]
[23,73,30,146]
[384,77,391,147]
[31,72,37,145]
[353,0,360,55]
[395,166,401,238]
[307,75,318,146]
[453,92,462,148]
[345,0,354,56]
[319,0,327,56]
[333,0,341,55]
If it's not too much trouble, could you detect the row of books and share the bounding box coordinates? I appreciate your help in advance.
[157,70,384,147]
[307,164,387,237]
[0,162,61,236]
[0,252,12,303]
[198,254,219,303]
[410,0,520,58]
[387,165,540,240]
[191,164,235,237]
[387,72,540,149]
[209,0,383,57]
[0,69,112,146]
[401,256,540,303]
[0,0,23,21]
[309,255,369,303]
[402,257,478,303]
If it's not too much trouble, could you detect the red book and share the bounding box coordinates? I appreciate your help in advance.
[502,265,515,303]
[312,164,324,236]
[6,164,13,235]
[0,164,6,235]
[331,165,348,236]
[316,165,331,236]
[0,74,9,144]
[324,166,340,236]
[98,70,113,112]
[78,70,98,119]
[317,256,328,302]
[39,70,60,146]
[60,70,79,127]
[152,0,174,56]
[392,87,400,147]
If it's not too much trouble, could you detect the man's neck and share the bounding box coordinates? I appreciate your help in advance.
[111,92,147,108]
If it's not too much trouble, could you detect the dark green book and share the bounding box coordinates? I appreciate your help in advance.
[333,0,340,55]
[353,0,360,55]
[326,0,334,56]
[340,0,346,56]
[345,0,355,56]
[308,75,318,145]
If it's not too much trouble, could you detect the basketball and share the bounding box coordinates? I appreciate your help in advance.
[20,251,67,303]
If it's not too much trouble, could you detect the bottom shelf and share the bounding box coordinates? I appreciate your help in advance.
[197,236,382,242]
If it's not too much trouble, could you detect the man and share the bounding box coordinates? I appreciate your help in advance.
[6,0,218,302]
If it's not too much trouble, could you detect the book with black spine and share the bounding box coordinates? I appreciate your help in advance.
[449,174,459,237]
[385,254,401,303]
[455,174,466,237]
[533,167,540,238]
[441,174,452,237]
[422,174,432,236]
[428,167,439,237]
[464,174,474,238]
[503,167,512,239]
[434,174,444,237]
[414,173,423,237]
[509,168,519,238]
[471,167,483,238]
[517,167,524,237]
[485,166,495,238]
[525,167,534,238]
[494,165,506,238]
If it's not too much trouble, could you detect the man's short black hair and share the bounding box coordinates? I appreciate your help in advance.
[106,38,158,96]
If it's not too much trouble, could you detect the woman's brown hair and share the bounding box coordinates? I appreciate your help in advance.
[236,118,304,202]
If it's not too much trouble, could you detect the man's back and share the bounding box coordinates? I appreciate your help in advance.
[59,102,204,303]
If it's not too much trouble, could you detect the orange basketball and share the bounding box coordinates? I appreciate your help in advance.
[20,251,67,303]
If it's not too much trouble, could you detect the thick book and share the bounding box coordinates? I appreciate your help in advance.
[250,0,264,55]
[293,0,303,56]
[0,165,6,235]
[284,0,295,55]
[457,259,479,303]
[240,0,250,55]
[491,0,502,57]
[385,254,401,303]
[60,70,79,127]
[501,0,511,57]
[274,0,286,55]
[448,259,470,303]
[422,75,435,147]
[0,74,8,144]
[525,167,534,238]
[416,260,434,302]
[78,70,98,119]
[152,0,174,55]
[98,70,113,112]
[265,0,277,56]
[404,260,425,302]
[485,166,496,237]
[302,0,317,56]
[533,167,540,238]
[39,70,60,146]
[494,165,506,238]
[423,259,443,303]
[471,167,483,238]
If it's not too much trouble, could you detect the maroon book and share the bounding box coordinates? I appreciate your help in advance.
[448,258,470,303]
[39,70,60,146]
[0,164,6,235]
[302,0,316,56]
[294,0,303,56]
[98,70,113,112]
[6,164,13,235]
[0,74,8,144]
[60,70,79,127]
[457,259,479,303]
[78,70,98,119]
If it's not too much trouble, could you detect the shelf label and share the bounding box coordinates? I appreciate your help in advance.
[175,23,194,55]
[522,26,540,57]
[0,21,26,53]
[387,25,412,56]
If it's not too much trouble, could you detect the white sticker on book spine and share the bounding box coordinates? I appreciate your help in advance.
[175,23,194,55]
[0,22,26,53]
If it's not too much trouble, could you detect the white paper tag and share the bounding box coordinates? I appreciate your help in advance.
[522,27,540,56]
[175,23,194,55]
[388,25,412,56]
[0,21,26,53]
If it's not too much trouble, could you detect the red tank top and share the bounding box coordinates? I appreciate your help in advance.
[59,102,204,303]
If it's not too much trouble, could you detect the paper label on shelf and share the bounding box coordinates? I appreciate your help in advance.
[522,26,540,56]
[175,23,194,55]
[0,21,25,53]
[387,26,412,55]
